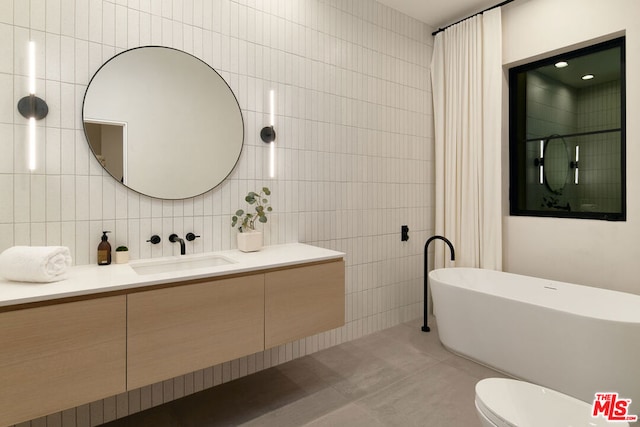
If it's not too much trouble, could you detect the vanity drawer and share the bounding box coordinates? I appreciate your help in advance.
[127,275,265,389]
[0,296,126,426]
[265,260,345,348]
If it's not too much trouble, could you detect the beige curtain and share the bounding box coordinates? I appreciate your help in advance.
[431,8,503,270]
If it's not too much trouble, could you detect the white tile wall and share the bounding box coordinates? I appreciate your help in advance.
[1,0,435,425]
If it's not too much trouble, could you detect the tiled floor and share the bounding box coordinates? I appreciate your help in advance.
[104,316,506,427]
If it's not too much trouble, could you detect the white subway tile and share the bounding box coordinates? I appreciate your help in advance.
[12,222,29,246]
[150,13,161,44]
[73,175,88,221]
[30,221,46,245]
[88,0,102,43]
[87,41,102,86]
[44,128,61,176]
[74,39,89,85]
[73,132,89,176]
[13,173,29,223]
[58,83,74,130]
[102,175,115,220]
[0,0,11,25]
[0,72,12,124]
[74,0,89,41]
[59,129,74,174]
[101,1,115,46]
[0,124,12,174]
[59,0,74,36]
[138,11,150,45]
[46,175,61,222]
[88,175,102,219]
[115,5,128,48]
[0,23,12,74]
[58,175,75,222]
[0,174,12,224]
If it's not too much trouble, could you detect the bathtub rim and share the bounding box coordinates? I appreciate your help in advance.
[429,267,640,323]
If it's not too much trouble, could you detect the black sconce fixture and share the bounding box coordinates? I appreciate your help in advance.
[18,94,48,120]
[534,139,545,184]
[570,145,579,184]
[260,125,276,143]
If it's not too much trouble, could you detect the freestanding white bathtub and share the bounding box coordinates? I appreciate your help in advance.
[430,267,640,414]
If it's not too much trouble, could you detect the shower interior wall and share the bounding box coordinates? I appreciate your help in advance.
[525,71,621,213]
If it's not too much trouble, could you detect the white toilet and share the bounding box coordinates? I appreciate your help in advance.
[475,378,629,427]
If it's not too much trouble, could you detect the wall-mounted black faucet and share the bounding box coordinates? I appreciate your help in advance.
[422,235,455,332]
[169,234,186,255]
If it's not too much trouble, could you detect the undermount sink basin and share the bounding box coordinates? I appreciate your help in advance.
[131,254,236,275]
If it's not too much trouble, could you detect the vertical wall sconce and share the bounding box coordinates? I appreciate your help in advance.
[570,145,579,184]
[260,89,276,178]
[17,41,48,171]
[534,139,544,184]
[28,116,36,171]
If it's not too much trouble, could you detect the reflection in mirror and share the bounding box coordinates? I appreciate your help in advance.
[83,46,244,199]
[85,122,125,182]
[543,136,569,194]
[509,37,625,220]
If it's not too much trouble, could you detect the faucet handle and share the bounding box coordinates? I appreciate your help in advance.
[146,235,161,244]
[186,233,200,242]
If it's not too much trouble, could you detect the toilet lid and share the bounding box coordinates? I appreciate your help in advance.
[475,378,628,427]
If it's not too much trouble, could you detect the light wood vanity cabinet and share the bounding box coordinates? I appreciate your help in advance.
[127,275,265,389]
[0,256,344,426]
[0,296,127,427]
[127,259,345,387]
[265,260,345,348]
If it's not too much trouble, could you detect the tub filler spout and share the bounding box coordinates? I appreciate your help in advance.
[422,236,455,332]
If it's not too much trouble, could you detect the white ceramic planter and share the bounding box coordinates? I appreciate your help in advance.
[237,231,263,252]
[115,251,129,264]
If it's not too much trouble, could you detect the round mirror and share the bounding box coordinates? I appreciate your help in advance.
[544,137,570,193]
[82,46,244,199]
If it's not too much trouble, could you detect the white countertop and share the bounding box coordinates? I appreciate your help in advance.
[0,243,344,308]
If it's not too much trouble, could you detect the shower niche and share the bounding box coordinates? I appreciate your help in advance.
[509,37,626,221]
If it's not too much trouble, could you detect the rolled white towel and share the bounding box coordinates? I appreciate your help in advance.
[0,246,72,283]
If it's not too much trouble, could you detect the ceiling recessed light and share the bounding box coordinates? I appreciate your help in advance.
[555,61,568,68]
[582,74,594,80]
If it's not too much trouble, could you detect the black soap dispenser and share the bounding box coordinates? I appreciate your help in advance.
[98,231,112,265]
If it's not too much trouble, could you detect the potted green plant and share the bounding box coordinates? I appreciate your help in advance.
[115,246,129,264]
[231,187,272,252]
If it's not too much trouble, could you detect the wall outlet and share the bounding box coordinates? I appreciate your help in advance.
[401,225,409,241]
